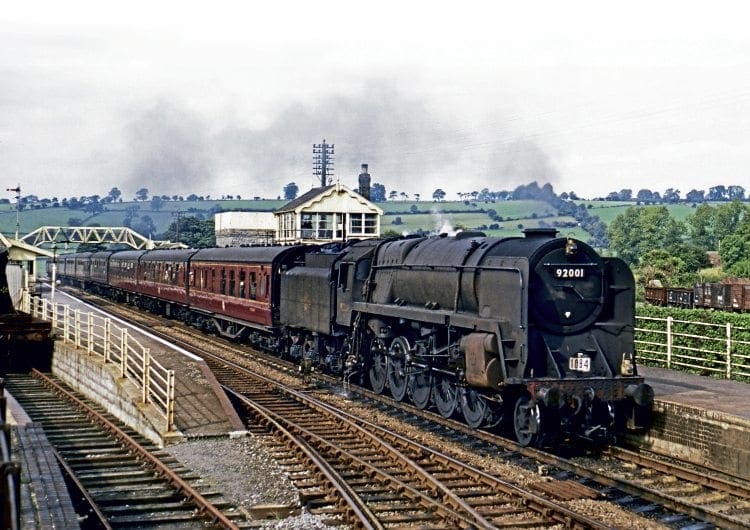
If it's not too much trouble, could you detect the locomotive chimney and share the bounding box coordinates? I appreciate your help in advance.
[358,163,371,200]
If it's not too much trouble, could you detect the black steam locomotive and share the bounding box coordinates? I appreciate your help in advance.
[55,229,652,446]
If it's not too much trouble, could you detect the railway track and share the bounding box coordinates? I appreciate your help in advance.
[208,353,607,528]
[63,288,750,528]
[5,370,245,529]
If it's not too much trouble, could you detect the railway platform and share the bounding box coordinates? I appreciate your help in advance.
[5,394,79,530]
[636,365,750,480]
[46,288,247,440]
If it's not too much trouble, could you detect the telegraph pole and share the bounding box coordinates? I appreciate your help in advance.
[172,210,184,244]
[6,184,20,240]
[312,140,334,187]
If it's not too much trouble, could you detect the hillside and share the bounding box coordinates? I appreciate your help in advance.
[0,197,705,245]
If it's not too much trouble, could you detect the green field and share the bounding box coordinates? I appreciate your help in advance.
[0,198,712,244]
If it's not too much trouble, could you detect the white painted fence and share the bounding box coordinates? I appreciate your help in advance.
[635,315,750,380]
[23,293,175,432]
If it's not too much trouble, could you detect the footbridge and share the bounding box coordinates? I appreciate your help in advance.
[21,226,181,250]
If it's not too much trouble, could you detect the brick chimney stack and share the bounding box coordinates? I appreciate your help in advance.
[358,163,371,200]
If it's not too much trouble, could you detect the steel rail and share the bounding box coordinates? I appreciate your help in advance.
[223,386,382,530]
[30,369,239,530]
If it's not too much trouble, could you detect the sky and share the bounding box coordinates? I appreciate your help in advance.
[2,2,750,203]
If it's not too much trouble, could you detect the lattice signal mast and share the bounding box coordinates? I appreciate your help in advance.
[313,140,334,187]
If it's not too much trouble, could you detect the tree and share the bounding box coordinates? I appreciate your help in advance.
[662,188,680,203]
[432,188,446,202]
[608,206,686,265]
[686,203,716,250]
[150,196,165,211]
[389,190,399,201]
[108,187,122,202]
[636,189,655,203]
[133,215,156,237]
[135,188,149,201]
[685,189,705,203]
[283,182,299,200]
[370,183,386,202]
[707,185,727,201]
[719,212,750,273]
[728,185,746,201]
[162,216,215,248]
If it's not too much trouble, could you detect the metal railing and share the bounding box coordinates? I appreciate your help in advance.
[22,293,175,432]
[635,315,750,380]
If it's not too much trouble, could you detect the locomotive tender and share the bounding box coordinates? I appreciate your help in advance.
[54,229,652,446]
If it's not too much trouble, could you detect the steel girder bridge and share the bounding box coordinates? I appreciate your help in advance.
[21,226,180,250]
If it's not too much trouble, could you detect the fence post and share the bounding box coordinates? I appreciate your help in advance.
[142,348,150,404]
[41,298,48,321]
[87,312,94,354]
[51,301,58,331]
[63,305,70,343]
[666,316,673,368]
[726,322,732,379]
[120,328,128,378]
[104,319,111,363]
[167,370,175,433]
[74,309,82,348]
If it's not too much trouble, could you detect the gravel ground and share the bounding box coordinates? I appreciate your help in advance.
[166,436,348,529]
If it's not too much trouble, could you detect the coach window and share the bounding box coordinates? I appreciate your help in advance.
[239,270,246,298]
[220,268,227,295]
[249,272,257,299]
[260,273,267,299]
[229,270,235,296]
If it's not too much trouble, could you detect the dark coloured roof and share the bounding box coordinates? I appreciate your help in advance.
[191,246,307,264]
[275,186,335,213]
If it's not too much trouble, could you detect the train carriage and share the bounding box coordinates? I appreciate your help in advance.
[89,251,114,287]
[187,246,309,339]
[107,250,147,301]
[137,249,198,316]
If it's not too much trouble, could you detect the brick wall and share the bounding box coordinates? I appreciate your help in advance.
[632,399,750,480]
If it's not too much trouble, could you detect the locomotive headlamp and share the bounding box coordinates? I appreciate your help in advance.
[565,238,578,256]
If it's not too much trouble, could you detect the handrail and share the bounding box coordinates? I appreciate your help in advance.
[22,293,175,432]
